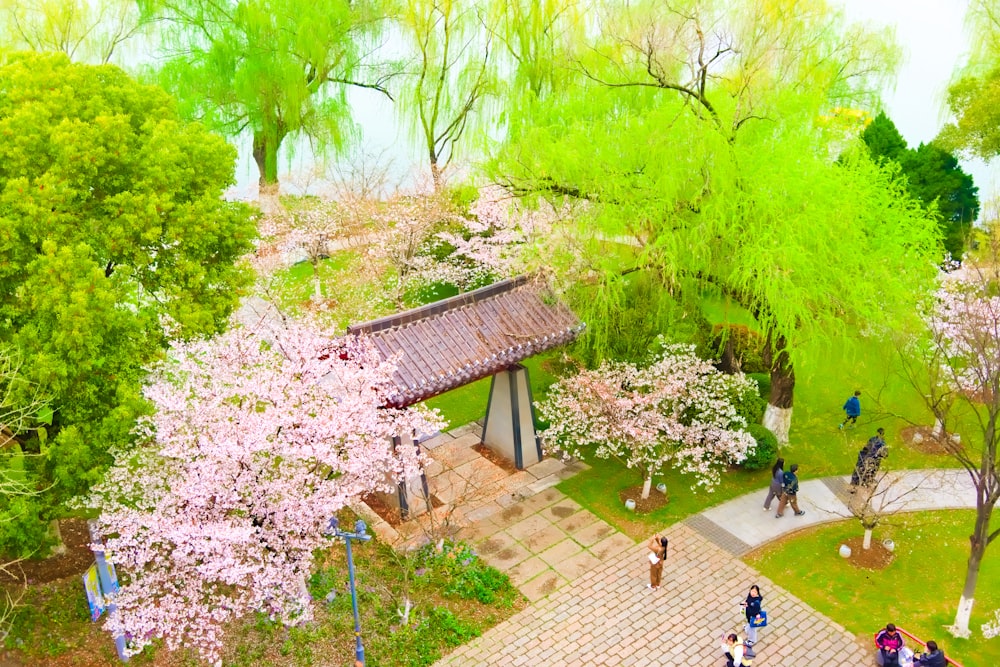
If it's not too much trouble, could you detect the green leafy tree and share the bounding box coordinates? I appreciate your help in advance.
[0,53,255,541]
[938,1,1000,161]
[491,0,940,443]
[860,111,908,162]
[863,113,979,259]
[141,0,395,187]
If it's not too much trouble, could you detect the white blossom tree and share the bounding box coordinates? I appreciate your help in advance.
[537,343,756,499]
[81,320,444,664]
[897,236,1000,638]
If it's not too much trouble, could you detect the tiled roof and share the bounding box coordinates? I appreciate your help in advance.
[347,276,584,407]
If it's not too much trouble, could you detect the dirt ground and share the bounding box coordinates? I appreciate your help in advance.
[842,535,895,570]
[618,485,669,514]
[1,519,94,585]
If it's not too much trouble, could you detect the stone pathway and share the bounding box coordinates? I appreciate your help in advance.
[430,467,977,666]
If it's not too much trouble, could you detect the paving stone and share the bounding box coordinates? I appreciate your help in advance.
[519,569,569,602]
[588,532,636,561]
[525,456,567,479]
[518,523,566,552]
[537,498,583,523]
[554,549,603,581]
[478,535,531,571]
[506,513,555,542]
[507,556,551,586]
[537,537,584,568]
[557,509,603,537]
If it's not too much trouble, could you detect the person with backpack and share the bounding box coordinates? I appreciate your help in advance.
[775,463,806,518]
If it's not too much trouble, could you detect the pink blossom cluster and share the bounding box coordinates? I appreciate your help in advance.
[537,343,756,490]
[929,274,1000,396]
[82,321,444,665]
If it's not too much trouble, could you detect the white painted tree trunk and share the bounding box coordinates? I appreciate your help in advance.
[863,528,873,550]
[312,272,322,301]
[932,418,944,437]
[641,476,652,500]
[763,404,792,444]
[949,595,974,638]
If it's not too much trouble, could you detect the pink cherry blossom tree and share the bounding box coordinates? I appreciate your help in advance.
[81,320,444,665]
[537,343,756,499]
[907,259,1000,638]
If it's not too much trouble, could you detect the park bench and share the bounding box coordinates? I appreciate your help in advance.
[871,627,965,667]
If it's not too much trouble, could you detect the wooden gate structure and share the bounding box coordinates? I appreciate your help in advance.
[347,275,584,519]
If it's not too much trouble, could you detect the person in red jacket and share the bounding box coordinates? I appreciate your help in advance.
[876,623,905,666]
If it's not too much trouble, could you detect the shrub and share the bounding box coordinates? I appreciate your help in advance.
[419,541,518,606]
[740,424,779,471]
[728,377,767,426]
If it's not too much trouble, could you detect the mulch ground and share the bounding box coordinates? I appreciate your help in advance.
[618,485,669,514]
[1,518,94,585]
[900,425,955,455]
[841,535,895,570]
[472,443,520,474]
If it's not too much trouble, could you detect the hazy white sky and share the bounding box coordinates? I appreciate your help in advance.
[835,0,997,202]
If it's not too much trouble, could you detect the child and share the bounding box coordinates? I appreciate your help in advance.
[840,390,861,429]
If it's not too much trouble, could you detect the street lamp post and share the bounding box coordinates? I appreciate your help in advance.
[326,517,371,666]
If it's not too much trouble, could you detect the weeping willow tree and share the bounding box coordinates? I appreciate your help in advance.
[140,0,396,186]
[0,0,145,64]
[491,0,942,443]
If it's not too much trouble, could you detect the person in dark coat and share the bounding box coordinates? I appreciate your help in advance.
[775,464,805,518]
[851,428,889,489]
[763,458,784,512]
[914,640,946,667]
[741,584,764,645]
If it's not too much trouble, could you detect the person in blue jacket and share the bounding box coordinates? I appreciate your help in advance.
[840,390,862,429]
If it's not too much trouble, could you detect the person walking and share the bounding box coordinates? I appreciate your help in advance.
[851,428,889,489]
[763,457,785,512]
[840,390,862,429]
[646,534,668,590]
[741,585,764,645]
[775,463,806,518]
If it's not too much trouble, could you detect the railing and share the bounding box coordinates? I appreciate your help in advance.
[872,628,965,667]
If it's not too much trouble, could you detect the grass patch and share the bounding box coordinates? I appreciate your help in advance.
[745,510,1000,667]
[557,456,772,541]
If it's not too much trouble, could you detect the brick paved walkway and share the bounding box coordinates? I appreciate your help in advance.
[430,468,976,666]
[436,522,869,666]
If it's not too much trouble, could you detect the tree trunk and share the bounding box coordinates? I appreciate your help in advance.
[717,335,742,374]
[641,476,652,500]
[950,506,993,637]
[762,330,795,444]
[311,259,322,301]
[253,122,287,187]
[863,527,873,550]
[430,158,443,192]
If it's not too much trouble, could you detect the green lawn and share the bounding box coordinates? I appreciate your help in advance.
[745,510,1000,667]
